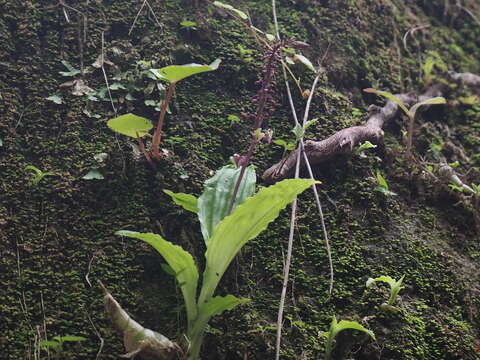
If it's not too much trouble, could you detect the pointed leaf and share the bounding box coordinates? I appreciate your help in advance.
[293,54,315,71]
[150,59,221,83]
[333,319,375,340]
[107,113,153,138]
[198,165,256,243]
[363,88,409,115]
[356,141,377,153]
[40,340,61,349]
[366,275,396,288]
[55,335,87,342]
[213,1,248,19]
[164,190,198,213]
[201,295,250,319]
[198,179,316,305]
[115,231,199,324]
[408,97,446,119]
[375,170,389,189]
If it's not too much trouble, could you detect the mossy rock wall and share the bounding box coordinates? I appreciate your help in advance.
[0,0,479,359]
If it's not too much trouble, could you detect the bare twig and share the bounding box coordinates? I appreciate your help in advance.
[87,314,105,360]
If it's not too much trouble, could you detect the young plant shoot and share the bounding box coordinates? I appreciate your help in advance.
[107,59,221,164]
[320,316,375,360]
[366,275,405,310]
[363,88,446,155]
[104,165,316,360]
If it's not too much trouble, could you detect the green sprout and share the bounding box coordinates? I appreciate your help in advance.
[366,275,405,309]
[356,141,377,154]
[40,335,86,358]
[374,170,397,196]
[320,316,375,360]
[25,165,56,186]
[364,88,446,155]
[107,59,221,164]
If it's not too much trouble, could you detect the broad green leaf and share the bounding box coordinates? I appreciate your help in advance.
[150,59,221,83]
[408,97,446,119]
[197,165,256,243]
[54,335,87,342]
[363,88,409,116]
[292,123,304,141]
[332,318,375,340]
[304,118,318,130]
[115,231,199,324]
[366,275,405,305]
[107,113,153,138]
[199,179,316,305]
[163,189,198,213]
[227,114,240,124]
[201,295,250,319]
[46,95,63,104]
[213,1,248,19]
[293,54,315,71]
[82,168,104,180]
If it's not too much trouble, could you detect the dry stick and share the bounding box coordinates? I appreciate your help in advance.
[87,314,105,360]
[272,2,333,358]
[128,0,147,35]
[152,82,176,159]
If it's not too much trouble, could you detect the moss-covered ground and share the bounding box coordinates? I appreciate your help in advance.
[0,0,479,359]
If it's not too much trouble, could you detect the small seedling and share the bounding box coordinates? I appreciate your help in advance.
[356,141,377,154]
[25,165,56,185]
[82,152,108,180]
[320,316,375,360]
[40,335,86,358]
[366,275,405,309]
[363,88,446,155]
[374,170,397,196]
[108,59,221,163]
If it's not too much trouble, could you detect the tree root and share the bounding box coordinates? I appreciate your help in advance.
[262,73,480,183]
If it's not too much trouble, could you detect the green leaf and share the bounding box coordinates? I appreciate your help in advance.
[375,170,388,189]
[366,275,396,288]
[25,165,42,176]
[180,20,197,28]
[408,97,446,119]
[273,139,295,151]
[356,141,377,153]
[227,114,240,125]
[363,88,409,116]
[59,60,81,77]
[293,54,315,71]
[163,190,198,213]
[54,335,87,342]
[107,113,153,138]
[82,168,104,180]
[200,295,250,319]
[331,318,375,340]
[46,95,63,104]
[213,1,248,19]
[40,340,61,349]
[150,59,221,83]
[198,179,316,306]
[459,95,479,105]
[292,123,304,141]
[115,231,199,325]
[197,165,256,243]
[161,263,176,276]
